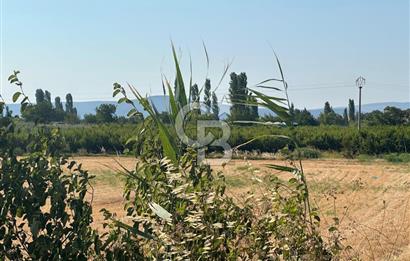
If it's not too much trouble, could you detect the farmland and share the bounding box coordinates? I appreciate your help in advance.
[78,156,410,260]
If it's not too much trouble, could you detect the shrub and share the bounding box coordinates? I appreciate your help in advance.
[0,120,98,260]
[1,73,99,259]
[384,153,410,163]
[294,147,321,159]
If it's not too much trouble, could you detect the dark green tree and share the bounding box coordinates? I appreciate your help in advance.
[348,99,355,122]
[190,83,200,115]
[229,72,248,121]
[319,101,344,125]
[64,93,79,123]
[248,94,259,120]
[324,101,332,114]
[55,96,64,111]
[190,83,199,103]
[363,110,385,125]
[35,89,45,104]
[383,106,405,125]
[65,93,74,113]
[203,79,211,113]
[343,108,348,125]
[293,108,318,126]
[45,90,52,106]
[211,92,219,119]
[23,89,53,123]
[95,104,117,123]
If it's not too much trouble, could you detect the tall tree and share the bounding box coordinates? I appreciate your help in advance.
[343,108,348,125]
[53,96,65,122]
[211,92,219,120]
[55,97,64,111]
[35,89,45,104]
[191,84,200,113]
[65,93,74,114]
[190,84,199,103]
[348,99,355,122]
[44,90,52,106]
[319,101,344,125]
[203,79,211,113]
[95,104,117,123]
[297,108,318,126]
[229,72,249,121]
[324,101,332,114]
[248,94,259,120]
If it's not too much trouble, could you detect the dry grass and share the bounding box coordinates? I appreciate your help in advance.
[73,156,410,261]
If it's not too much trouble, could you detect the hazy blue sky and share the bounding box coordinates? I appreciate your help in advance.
[1,0,409,108]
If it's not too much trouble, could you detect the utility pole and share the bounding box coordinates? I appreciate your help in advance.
[356,76,365,131]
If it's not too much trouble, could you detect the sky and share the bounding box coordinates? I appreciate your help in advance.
[1,0,409,109]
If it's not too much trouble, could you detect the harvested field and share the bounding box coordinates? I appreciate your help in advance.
[74,156,410,260]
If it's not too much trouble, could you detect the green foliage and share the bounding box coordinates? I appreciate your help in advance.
[343,108,348,125]
[293,108,318,126]
[211,91,219,119]
[190,83,199,103]
[384,153,410,163]
[348,99,355,122]
[6,123,410,156]
[11,82,79,124]
[95,103,117,123]
[3,44,346,259]
[229,72,259,121]
[102,148,337,260]
[1,80,98,259]
[100,46,341,260]
[203,78,211,113]
[318,101,345,125]
[363,106,410,126]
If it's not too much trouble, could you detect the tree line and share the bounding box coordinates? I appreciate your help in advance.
[262,98,410,126]
[16,89,79,123]
[4,74,409,127]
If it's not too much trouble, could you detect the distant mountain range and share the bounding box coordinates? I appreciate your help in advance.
[5,96,409,119]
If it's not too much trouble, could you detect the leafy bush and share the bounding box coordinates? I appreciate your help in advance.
[294,147,321,159]
[384,153,410,163]
[0,76,98,259]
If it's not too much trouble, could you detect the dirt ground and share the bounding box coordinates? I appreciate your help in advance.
[72,155,410,260]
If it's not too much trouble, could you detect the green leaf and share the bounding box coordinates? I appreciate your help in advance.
[21,96,28,104]
[114,220,154,240]
[21,103,28,112]
[12,92,21,103]
[16,207,24,218]
[266,164,296,173]
[10,78,19,84]
[113,89,121,97]
[249,88,290,123]
[164,78,178,121]
[171,42,187,108]
[127,108,138,117]
[328,226,337,232]
[127,84,178,163]
[117,97,128,104]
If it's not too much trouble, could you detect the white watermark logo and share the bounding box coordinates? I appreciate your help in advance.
[175,102,232,165]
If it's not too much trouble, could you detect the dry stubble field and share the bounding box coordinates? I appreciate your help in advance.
[72,156,410,260]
